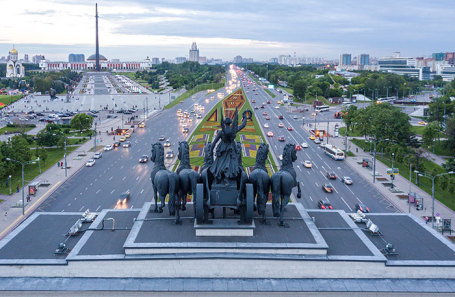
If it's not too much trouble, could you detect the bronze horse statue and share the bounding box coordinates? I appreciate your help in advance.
[176,141,198,219]
[249,143,271,224]
[271,143,302,227]
[150,142,180,223]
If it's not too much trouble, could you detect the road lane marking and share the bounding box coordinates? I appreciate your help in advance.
[136,176,140,181]
[109,176,113,181]
[315,182,319,187]
[96,189,101,194]
[340,196,352,211]
[74,197,77,200]
[80,192,83,196]
[140,189,144,194]
[96,205,101,211]
[110,189,116,194]
[79,206,84,211]
[309,195,313,201]
[67,203,71,206]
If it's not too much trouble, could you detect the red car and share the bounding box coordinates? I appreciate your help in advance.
[267,131,274,137]
[295,145,302,150]
[260,105,265,109]
[327,172,337,179]
[267,100,271,104]
[255,93,259,95]
[278,115,284,120]
[265,116,271,120]
[278,136,285,142]
[263,112,268,116]
[252,99,256,103]
[287,126,293,131]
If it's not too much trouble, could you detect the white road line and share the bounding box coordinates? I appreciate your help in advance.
[79,206,84,211]
[67,203,71,206]
[136,176,140,181]
[109,176,113,181]
[96,189,101,194]
[61,209,64,212]
[323,161,329,168]
[96,205,101,211]
[120,165,124,169]
[140,189,144,194]
[74,197,77,200]
[297,165,302,172]
[85,187,88,191]
[90,183,93,186]
[333,187,339,194]
[94,178,98,182]
[315,182,319,187]
[340,196,352,211]
[309,195,313,201]
[130,205,134,209]
[80,192,83,196]
[122,176,126,181]
[110,189,116,194]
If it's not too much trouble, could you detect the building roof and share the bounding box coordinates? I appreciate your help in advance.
[86,54,108,61]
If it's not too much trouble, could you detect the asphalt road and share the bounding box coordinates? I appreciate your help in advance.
[38,84,229,212]
[239,72,398,213]
[38,69,397,214]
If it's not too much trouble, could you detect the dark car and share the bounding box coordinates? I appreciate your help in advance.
[159,136,166,141]
[260,105,265,109]
[36,112,45,116]
[278,115,284,120]
[139,155,148,163]
[327,172,337,179]
[113,141,120,147]
[318,200,333,210]
[278,136,285,142]
[322,183,334,193]
[118,190,131,205]
[183,127,189,133]
[355,203,370,213]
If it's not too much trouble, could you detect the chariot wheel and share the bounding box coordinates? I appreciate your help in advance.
[195,183,204,224]
[245,183,254,224]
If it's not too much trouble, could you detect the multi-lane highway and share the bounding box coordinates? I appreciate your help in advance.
[38,85,227,212]
[38,68,398,215]
[238,70,398,213]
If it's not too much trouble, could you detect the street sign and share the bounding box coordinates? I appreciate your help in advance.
[387,168,399,175]
[393,168,399,175]
[387,168,392,175]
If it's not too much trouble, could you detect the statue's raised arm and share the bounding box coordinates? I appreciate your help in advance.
[234,108,252,134]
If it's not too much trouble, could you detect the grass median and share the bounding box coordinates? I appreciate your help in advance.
[165,82,225,110]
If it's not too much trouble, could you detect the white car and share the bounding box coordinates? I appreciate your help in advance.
[104,145,113,151]
[94,152,102,159]
[275,106,280,109]
[86,159,96,167]
[301,142,308,148]
[293,115,298,119]
[264,123,269,128]
[303,160,312,168]
[278,123,284,128]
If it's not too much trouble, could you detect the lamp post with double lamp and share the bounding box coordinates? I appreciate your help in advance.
[416,171,455,228]
[6,157,39,215]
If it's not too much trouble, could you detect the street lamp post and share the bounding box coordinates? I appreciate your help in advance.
[94,122,97,152]
[417,171,454,228]
[391,153,395,189]
[64,136,67,177]
[6,157,39,215]
[345,125,348,153]
[372,140,377,183]
[8,175,12,195]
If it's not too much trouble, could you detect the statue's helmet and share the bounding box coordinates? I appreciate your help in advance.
[224,117,232,125]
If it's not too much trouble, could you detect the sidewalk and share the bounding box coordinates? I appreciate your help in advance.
[303,122,455,232]
[0,111,157,239]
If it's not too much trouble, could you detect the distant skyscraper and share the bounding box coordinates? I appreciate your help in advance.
[69,54,85,62]
[270,58,278,64]
[234,55,242,64]
[444,52,455,65]
[151,57,160,64]
[198,56,207,64]
[189,42,199,62]
[340,54,351,66]
[32,55,45,64]
[358,54,370,69]
[24,54,29,63]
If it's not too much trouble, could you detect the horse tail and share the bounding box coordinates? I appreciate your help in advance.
[256,176,265,215]
[271,173,281,217]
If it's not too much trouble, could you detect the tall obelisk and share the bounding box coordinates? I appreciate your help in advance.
[95,3,100,71]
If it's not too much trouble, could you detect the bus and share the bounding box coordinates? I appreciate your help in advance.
[376,97,395,104]
[324,144,345,160]
[315,105,330,112]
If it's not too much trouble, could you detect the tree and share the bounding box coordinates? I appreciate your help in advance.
[35,147,48,166]
[446,116,455,152]
[422,121,440,150]
[293,80,307,100]
[36,124,63,147]
[71,113,94,132]
[342,105,358,132]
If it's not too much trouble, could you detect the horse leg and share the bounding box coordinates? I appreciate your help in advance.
[296,181,302,199]
[153,184,159,213]
[271,178,280,218]
[279,193,290,228]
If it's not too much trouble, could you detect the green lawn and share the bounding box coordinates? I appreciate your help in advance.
[264,88,276,98]
[350,138,455,211]
[0,146,78,195]
[0,95,22,108]
[282,87,294,95]
[165,81,225,109]
[0,125,35,134]
[431,140,454,157]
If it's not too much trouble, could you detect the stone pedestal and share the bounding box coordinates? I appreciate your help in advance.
[194,219,255,237]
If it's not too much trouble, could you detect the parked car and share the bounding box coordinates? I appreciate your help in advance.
[318,200,333,210]
[85,159,96,167]
[355,203,370,213]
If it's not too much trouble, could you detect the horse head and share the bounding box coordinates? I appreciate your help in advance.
[178,141,190,163]
[151,142,164,164]
[282,143,297,167]
[256,143,269,166]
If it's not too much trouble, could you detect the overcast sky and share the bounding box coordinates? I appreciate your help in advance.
[1,0,454,62]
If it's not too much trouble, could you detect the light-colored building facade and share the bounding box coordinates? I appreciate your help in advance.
[6,47,25,78]
[358,54,370,69]
[378,55,430,81]
[189,42,199,62]
[339,53,351,66]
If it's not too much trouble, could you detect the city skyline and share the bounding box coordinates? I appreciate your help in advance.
[1,0,455,61]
